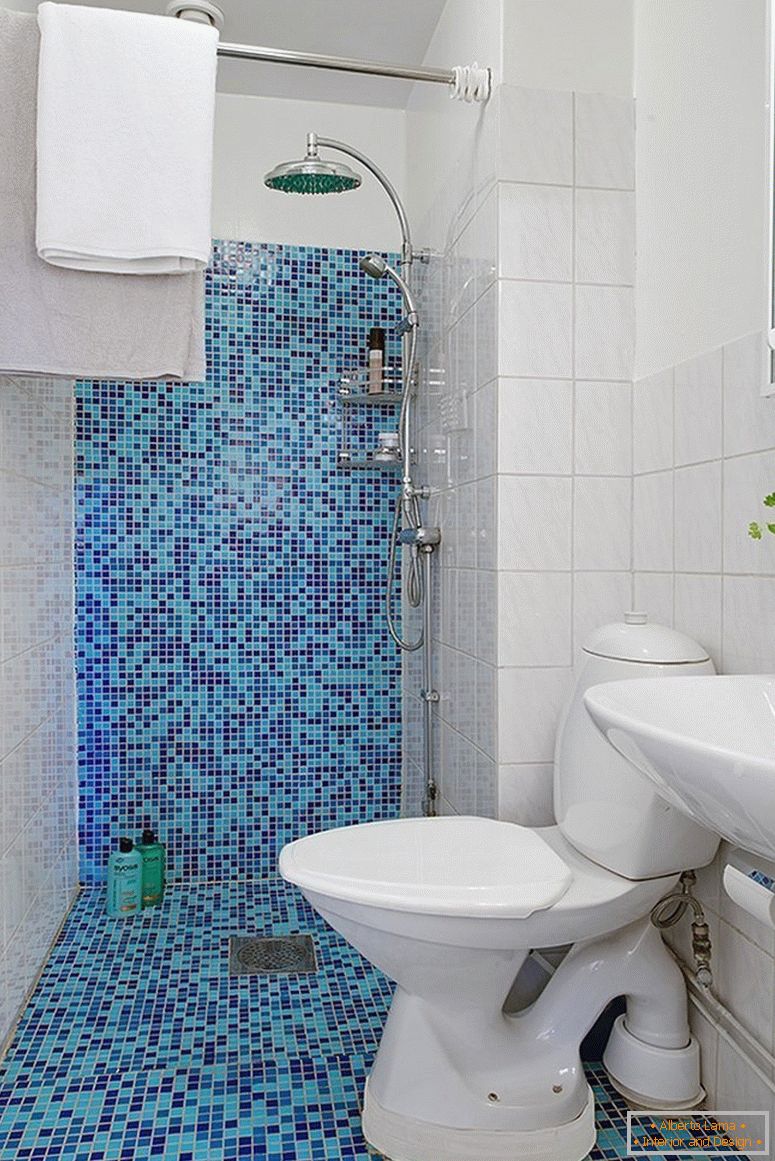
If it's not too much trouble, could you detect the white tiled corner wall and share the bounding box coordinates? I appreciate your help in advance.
[633,332,775,1114]
[496,87,635,825]
[404,84,636,823]
[0,375,78,1049]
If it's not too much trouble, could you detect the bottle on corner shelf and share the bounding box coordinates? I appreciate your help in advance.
[106,837,143,917]
[138,828,166,908]
[367,326,386,394]
[374,431,400,463]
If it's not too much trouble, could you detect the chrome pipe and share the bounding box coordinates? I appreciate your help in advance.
[316,136,413,267]
[421,549,437,817]
[217,41,455,88]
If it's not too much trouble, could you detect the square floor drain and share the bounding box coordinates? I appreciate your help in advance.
[229,934,317,976]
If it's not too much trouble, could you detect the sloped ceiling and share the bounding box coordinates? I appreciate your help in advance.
[31,0,448,107]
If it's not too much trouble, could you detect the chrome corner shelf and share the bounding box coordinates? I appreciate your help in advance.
[338,389,403,405]
[336,368,403,471]
[338,368,403,404]
[337,452,401,471]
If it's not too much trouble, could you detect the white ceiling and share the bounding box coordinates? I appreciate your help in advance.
[35,0,448,107]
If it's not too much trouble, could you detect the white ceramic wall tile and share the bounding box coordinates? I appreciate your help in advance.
[498,281,573,379]
[674,462,722,573]
[674,574,722,670]
[473,185,498,299]
[456,482,477,569]
[475,570,497,666]
[497,86,574,186]
[473,379,497,481]
[0,375,76,1047]
[475,660,497,759]
[497,379,573,475]
[572,571,632,657]
[633,573,674,628]
[723,332,775,458]
[574,381,632,476]
[498,184,573,282]
[497,667,572,764]
[498,476,572,570]
[497,572,572,667]
[456,569,477,658]
[448,220,478,324]
[476,476,497,571]
[633,370,674,474]
[715,1037,775,1121]
[573,476,631,571]
[574,93,635,190]
[723,450,775,576]
[674,348,723,466]
[474,283,498,389]
[475,748,498,818]
[633,472,674,571]
[717,919,775,1052]
[498,763,555,827]
[723,576,775,673]
[574,286,634,380]
[574,189,635,286]
[691,847,722,915]
[688,1004,719,1108]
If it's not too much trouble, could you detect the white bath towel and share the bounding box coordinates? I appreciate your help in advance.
[36,1,218,275]
[0,7,205,381]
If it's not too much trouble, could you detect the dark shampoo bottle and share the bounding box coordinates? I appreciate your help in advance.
[138,828,166,908]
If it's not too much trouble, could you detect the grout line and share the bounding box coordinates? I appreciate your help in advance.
[570,91,577,657]
[720,342,726,673]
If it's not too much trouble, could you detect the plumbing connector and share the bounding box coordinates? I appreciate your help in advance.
[650,869,713,988]
[691,920,713,989]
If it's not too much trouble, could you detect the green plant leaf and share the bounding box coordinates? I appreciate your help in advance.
[766,524,775,535]
[749,522,763,540]
[764,493,775,507]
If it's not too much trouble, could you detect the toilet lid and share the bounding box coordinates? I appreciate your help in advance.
[279,816,573,917]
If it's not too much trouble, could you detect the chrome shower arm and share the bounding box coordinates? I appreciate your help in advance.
[313,135,413,266]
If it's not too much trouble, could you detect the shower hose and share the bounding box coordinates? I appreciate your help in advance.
[385,325,424,653]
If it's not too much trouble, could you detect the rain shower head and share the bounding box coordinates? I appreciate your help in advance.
[264,133,361,195]
[359,254,388,279]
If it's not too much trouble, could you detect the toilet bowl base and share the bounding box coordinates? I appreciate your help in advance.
[362,1080,596,1161]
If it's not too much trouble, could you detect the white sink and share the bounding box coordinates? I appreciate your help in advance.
[584,675,775,863]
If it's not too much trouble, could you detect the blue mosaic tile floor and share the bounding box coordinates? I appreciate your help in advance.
[0,880,748,1159]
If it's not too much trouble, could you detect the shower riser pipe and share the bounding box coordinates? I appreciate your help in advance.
[421,548,437,816]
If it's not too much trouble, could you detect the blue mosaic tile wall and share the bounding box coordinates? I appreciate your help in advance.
[76,241,402,885]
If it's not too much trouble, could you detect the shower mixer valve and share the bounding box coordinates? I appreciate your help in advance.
[397,526,442,549]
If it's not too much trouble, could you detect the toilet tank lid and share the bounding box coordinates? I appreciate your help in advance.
[583,613,709,664]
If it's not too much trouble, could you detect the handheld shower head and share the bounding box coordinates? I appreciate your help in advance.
[360,255,419,330]
[359,254,388,279]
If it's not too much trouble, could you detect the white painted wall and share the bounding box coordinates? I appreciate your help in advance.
[634,0,769,378]
[503,0,633,97]
[213,93,407,250]
[405,0,503,244]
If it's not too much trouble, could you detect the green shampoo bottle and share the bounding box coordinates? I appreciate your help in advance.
[138,828,166,908]
[106,837,143,917]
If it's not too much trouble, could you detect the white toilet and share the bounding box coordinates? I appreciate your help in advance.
[279,617,720,1161]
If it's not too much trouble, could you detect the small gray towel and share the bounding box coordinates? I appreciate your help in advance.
[0,8,205,381]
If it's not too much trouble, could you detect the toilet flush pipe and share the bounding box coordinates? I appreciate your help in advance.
[517,919,690,1052]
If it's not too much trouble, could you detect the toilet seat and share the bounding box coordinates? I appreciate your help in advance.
[279,816,573,917]
[281,816,680,950]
